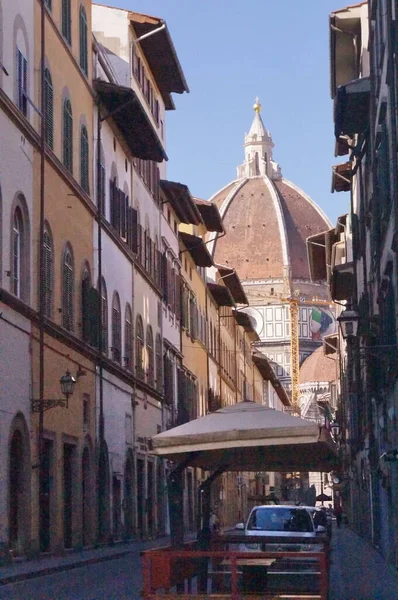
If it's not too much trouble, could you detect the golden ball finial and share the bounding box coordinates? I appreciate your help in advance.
[253,96,261,113]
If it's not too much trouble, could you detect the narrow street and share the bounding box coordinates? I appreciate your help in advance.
[1,525,398,600]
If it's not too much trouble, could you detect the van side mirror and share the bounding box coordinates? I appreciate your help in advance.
[235,522,244,530]
[316,525,326,534]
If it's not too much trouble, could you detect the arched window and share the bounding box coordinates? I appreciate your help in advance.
[97,143,105,215]
[79,6,88,75]
[81,265,91,342]
[135,315,144,379]
[80,125,89,193]
[62,0,72,44]
[12,208,23,297]
[63,98,73,173]
[100,277,108,354]
[111,292,121,363]
[147,326,154,386]
[124,304,132,370]
[43,224,53,318]
[62,245,74,331]
[44,68,53,149]
[155,334,162,392]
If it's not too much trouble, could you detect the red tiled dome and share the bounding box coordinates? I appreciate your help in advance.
[211,176,330,281]
[300,346,337,384]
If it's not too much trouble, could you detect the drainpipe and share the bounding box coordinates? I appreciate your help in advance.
[38,0,46,553]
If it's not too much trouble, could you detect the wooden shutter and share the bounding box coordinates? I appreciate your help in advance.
[120,191,127,239]
[79,7,88,75]
[44,69,54,148]
[43,229,52,318]
[63,99,73,173]
[175,274,181,320]
[162,253,168,303]
[62,250,74,331]
[80,126,89,193]
[62,0,71,43]
[88,287,100,347]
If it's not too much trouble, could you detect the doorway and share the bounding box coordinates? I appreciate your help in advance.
[63,443,74,549]
[112,475,121,540]
[147,461,154,537]
[40,439,53,552]
[82,447,90,546]
[124,455,134,539]
[137,457,144,538]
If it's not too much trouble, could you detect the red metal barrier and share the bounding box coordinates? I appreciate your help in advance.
[141,548,330,600]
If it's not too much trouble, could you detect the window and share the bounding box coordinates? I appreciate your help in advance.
[81,266,91,342]
[44,69,54,149]
[62,246,74,331]
[111,293,121,363]
[16,49,28,116]
[62,0,72,44]
[156,334,162,392]
[45,0,52,9]
[79,6,88,75]
[100,277,108,354]
[135,315,144,379]
[63,99,73,173]
[83,394,89,428]
[80,125,89,193]
[97,144,106,215]
[147,326,154,386]
[43,224,53,318]
[12,208,23,297]
[124,304,133,370]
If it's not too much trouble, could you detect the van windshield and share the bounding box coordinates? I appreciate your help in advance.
[247,508,313,533]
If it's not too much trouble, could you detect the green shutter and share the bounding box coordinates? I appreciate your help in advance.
[44,69,54,149]
[79,7,88,75]
[43,228,53,317]
[63,99,73,173]
[62,0,71,44]
[80,125,89,193]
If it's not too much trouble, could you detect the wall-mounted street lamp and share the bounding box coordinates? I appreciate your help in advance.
[31,369,77,412]
[337,307,359,339]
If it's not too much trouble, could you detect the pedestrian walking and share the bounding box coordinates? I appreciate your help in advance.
[334,504,343,528]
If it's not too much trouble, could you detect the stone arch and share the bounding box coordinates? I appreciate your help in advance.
[97,440,110,542]
[8,412,31,555]
[123,448,135,539]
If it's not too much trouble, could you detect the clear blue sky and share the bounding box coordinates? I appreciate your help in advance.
[97,0,350,224]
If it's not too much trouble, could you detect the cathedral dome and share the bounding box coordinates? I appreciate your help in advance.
[210,100,331,283]
[300,346,337,384]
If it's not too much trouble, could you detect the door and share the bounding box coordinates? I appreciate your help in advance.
[63,444,74,549]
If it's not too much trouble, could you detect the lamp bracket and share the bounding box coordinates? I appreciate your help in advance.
[31,398,68,413]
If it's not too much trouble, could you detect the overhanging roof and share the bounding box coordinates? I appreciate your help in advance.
[331,262,355,301]
[94,80,167,162]
[179,232,213,267]
[216,264,248,305]
[233,310,259,341]
[207,282,234,307]
[194,198,224,233]
[324,333,339,355]
[252,352,291,407]
[150,401,338,472]
[160,180,202,225]
[334,77,370,139]
[307,228,337,282]
[332,162,352,193]
[129,12,189,111]
[329,3,365,98]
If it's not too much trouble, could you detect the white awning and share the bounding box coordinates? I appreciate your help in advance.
[150,401,338,472]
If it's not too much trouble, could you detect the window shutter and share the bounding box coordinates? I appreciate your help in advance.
[112,306,121,363]
[175,274,181,320]
[44,69,54,148]
[87,287,100,347]
[109,179,115,225]
[62,0,71,44]
[80,126,89,193]
[99,164,106,215]
[63,99,73,173]
[62,251,74,331]
[162,253,168,303]
[81,275,90,342]
[43,229,52,318]
[130,208,138,253]
[120,191,127,239]
[79,7,88,75]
